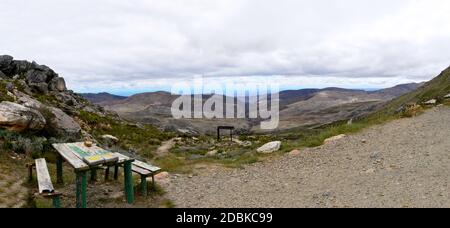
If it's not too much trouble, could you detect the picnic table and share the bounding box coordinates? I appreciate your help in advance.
[52,142,135,208]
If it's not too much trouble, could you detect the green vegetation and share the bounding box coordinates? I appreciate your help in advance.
[0,81,14,102]
[77,110,173,159]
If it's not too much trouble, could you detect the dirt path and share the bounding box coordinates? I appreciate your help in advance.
[0,161,29,208]
[166,106,450,208]
[155,139,177,157]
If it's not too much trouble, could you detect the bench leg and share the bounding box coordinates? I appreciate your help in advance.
[75,171,87,208]
[114,165,119,180]
[124,161,134,204]
[90,169,97,182]
[105,166,110,181]
[140,175,148,197]
[56,156,63,184]
[52,196,61,208]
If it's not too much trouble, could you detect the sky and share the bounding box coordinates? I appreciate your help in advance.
[1,0,450,96]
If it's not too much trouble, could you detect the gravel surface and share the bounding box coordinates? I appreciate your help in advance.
[166,106,450,208]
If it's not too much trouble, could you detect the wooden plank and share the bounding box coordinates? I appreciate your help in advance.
[132,165,152,176]
[35,159,55,194]
[52,143,89,171]
[114,153,134,163]
[133,160,161,173]
[54,143,119,167]
[68,142,119,165]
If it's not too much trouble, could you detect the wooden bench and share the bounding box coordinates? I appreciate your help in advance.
[27,158,62,208]
[103,153,161,196]
[131,160,162,196]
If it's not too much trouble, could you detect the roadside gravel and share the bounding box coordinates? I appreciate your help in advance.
[166,106,450,208]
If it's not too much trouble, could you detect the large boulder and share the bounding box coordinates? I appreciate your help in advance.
[0,101,46,132]
[47,107,81,136]
[445,94,450,99]
[257,141,282,154]
[48,77,67,91]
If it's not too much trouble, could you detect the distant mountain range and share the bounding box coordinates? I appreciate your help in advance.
[81,83,423,134]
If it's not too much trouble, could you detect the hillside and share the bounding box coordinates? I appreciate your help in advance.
[374,67,450,115]
[84,84,421,134]
[80,92,127,106]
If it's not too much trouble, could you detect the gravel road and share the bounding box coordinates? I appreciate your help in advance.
[166,106,450,208]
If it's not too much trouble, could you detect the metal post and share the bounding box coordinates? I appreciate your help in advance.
[217,128,220,141]
[124,161,134,204]
[230,129,233,141]
[76,171,87,208]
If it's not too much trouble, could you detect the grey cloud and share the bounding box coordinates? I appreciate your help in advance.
[1,0,450,92]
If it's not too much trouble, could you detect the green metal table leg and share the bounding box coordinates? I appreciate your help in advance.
[140,175,148,197]
[76,171,87,208]
[124,161,134,204]
[52,196,61,208]
[56,156,63,184]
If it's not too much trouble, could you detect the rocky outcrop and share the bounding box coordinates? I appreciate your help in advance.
[257,141,282,154]
[0,101,46,132]
[0,55,66,93]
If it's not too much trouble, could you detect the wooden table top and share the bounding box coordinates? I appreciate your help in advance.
[52,142,133,171]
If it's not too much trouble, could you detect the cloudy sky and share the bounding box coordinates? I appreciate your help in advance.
[1,0,450,95]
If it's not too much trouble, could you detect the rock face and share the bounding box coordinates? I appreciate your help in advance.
[257,141,282,154]
[0,101,46,132]
[49,77,67,92]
